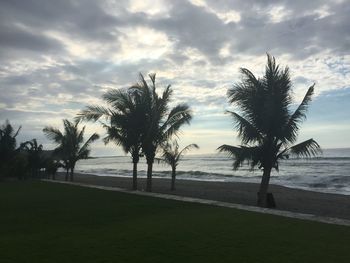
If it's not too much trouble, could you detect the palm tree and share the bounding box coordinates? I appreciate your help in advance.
[44,157,61,180]
[77,88,146,190]
[43,119,99,181]
[0,120,21,164]
[218,54,321,207]
[132,73,192,192]
[0,120,22,178]
[21,139,43,178]
[161,140,199,190]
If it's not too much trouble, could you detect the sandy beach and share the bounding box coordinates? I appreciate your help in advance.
[54,172,350,220]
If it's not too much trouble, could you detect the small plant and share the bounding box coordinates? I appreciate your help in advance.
[161,140,199,190]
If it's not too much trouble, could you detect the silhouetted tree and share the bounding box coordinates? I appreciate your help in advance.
[218,54,321,207]
[0,120,21,163]
[0,120,22,178]
[133,73,192,192]
[161,140,199,190]
[77,88,146,190]
[44,158,61,180]
[21,139,43,178]
[43,120,99,181]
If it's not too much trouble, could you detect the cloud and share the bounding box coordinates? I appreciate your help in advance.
[0,23,63,53]
[0,0,349,153]
[149,1,233,62]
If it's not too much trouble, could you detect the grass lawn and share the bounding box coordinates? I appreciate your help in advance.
[1,181,350,262]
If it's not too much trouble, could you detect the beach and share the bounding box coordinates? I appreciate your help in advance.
[56,172,350,220]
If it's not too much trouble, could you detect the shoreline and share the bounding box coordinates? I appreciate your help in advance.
[76,172,350,196]
[56,172,350,220]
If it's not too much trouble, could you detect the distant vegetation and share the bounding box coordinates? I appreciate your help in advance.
[0,120,24,179]
[218,54,321,207]
[20,139,43,178]
[43,119,99,181]
[0,120,57,180]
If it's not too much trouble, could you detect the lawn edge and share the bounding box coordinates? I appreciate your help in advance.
[42,179,350,227]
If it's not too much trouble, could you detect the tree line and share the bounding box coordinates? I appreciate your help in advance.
[0,55,321,207]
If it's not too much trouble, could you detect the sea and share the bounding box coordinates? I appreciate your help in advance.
[74,148,350,195]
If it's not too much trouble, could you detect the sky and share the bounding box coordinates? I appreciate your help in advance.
[0,0,349,156]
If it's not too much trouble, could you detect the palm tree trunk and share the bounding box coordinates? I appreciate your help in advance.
[70,167,74,181]
[257,166,272,207]
[65,168,69,181]
[132,161,137,190]
[171,167,176,191]
[146,161,153,192]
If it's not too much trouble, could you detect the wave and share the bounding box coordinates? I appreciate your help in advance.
[75,152,350,195]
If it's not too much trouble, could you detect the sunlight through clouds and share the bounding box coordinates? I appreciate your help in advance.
[128,0,171,17]
[116,26,173,62]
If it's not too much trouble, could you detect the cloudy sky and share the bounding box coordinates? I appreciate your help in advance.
[0,0,349,156]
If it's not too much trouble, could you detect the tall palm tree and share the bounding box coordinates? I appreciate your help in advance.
[21,139,43,178]
[77,88,146,190]
[132,73,192,192]
[218,54,321,207]
[43,119,99,181]
[161,140,199,190]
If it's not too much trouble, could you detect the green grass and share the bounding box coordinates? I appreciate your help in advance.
[1,181,350,263]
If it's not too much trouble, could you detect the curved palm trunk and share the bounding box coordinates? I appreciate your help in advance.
[171,166,176,191]
[257,166,272,207]
[132,161,138,190]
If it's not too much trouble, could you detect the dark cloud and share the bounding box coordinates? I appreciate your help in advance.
[0,0,123,41]
[150,1,233,62]
[0,23,63,52]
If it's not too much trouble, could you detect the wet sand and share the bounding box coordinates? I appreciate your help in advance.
[55,172,350,220]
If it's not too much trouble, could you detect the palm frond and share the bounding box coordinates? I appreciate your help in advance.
[77,125,86,144]
[103,125,129,152]
[287,139,321,158]
[102,89,135,114]
[161,104,192,140]
[76,105,112,122]
[163,112,192,140]
[178,143,199,157]
[77,133,100,159]
[13,126,21,138]
[149,73,156,93]
[158,85,173,116]
[42,127,64,144]
[77,148,91,160]
[283,84,315,143]
[228,111,262,144]
[218,144,262,170]
[162,151,176,166]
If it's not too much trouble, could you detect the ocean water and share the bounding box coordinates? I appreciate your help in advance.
[74,148,350,195]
